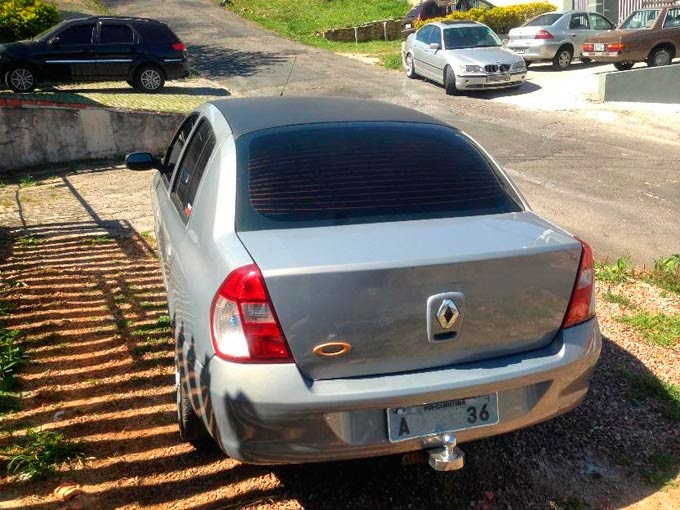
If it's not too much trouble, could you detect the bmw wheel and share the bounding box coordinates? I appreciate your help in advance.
[134,64,165,93]
[552,47,573,70]
[444,66,459,96]
[405,53,417,79]
[6,65,37,93]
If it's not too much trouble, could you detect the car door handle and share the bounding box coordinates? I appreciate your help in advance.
[571,34,577,37]
[165,244,172,258]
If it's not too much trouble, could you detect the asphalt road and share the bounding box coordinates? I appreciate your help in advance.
[107,0,680,264]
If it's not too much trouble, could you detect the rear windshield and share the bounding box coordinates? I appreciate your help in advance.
[525,13,562,26]
[235,123,522,231]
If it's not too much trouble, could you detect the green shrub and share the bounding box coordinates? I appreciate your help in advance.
[414,2,556,35]
[0,0,61,43]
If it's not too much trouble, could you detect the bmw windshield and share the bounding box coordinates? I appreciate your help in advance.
[444,26,502,49]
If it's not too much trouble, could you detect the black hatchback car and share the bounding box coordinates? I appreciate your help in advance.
[0,16,189,93]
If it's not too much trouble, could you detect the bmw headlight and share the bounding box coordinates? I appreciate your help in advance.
[511,61,526,71]
[459,64,484,74]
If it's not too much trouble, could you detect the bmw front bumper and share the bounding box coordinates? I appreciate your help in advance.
[196,318,601,464]
[455,71,526,90]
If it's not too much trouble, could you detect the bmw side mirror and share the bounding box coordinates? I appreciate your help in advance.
[47,37,60,47]
[125,152,161,171]
[429,42,441,50]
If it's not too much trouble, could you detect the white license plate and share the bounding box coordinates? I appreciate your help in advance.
[487,74,511,83]
[514,48,526,54]
[404,23,412,29]
[387,394,499,442]
[594,43,605,51]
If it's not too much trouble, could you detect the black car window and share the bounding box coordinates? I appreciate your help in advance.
[569,14,589,30]
[58,24,95,45]
[171,120,216,220]
[162,113,199,187]
[663,8,680,28]
[589,14,613,31]
[236,122,523,232]
[416,25,433,43]
[429,26,442,45]
[99,24,134,44]
[135,23,177,43]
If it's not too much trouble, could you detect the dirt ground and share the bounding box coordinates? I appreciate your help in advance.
[0,166,678,510]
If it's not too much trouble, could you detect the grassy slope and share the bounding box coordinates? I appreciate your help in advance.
[227,0,408,62]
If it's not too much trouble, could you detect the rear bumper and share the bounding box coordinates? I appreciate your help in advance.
[581,52,637,63]
[200,318,601,464]
[163,59,190,80]
[506,41,561,61]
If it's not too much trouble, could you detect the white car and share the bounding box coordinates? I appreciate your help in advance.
[403,20,527,95]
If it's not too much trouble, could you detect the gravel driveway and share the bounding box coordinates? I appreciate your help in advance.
[0,166,677,509]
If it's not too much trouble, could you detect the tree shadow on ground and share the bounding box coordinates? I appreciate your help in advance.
[187,43,289,79]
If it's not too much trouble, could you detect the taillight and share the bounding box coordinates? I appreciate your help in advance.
[583,43,594,52]
[562,239,595,329]
[606,42,624,52]
[535,30,554,40]
[210,264,293,363]
[171,42,186,52]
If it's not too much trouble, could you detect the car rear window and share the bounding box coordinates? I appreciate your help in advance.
[135,22,177,43]
[235,123,522,232]
[525,14,562,26]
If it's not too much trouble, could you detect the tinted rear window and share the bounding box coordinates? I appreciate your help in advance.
[135,22,177,43]
[525,14,562,26]
[236,123,521,231]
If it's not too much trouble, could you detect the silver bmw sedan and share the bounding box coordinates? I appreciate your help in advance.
[403,21,527,94]
[125,97,600,471]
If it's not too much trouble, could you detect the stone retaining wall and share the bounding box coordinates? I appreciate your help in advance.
[323,19,402,43]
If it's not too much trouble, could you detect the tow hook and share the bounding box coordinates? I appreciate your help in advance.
[427,433,465,471]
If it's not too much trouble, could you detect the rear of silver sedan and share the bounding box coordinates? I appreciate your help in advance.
[157,98,600,469]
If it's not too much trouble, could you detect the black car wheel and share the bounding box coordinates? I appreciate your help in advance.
[175,361,212,449]
[613,62,634,71]
[581,57,592,64]
[648,47,672,67]
[6,65,37,93]
[405,53,417,79]
[444,66,459,96]
[552,46,573,70]
[134,64,165,93]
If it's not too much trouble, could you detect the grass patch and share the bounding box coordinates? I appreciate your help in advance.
[618,367,680,422]
[0,328,25,392]
[646,254,680,295]
[602,291,632,308]
[227,0,408,64]
[381,51,403,70]
[17,235,37,246]
[595,257,632,285]
[641,453,679,488]
[5,429,84,480]
[618,312,680,348]
[18,175,35,188]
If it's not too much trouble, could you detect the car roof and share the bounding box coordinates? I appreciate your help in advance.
[430,21,483,28]
[65,16,165,25]
[209,97,450,138]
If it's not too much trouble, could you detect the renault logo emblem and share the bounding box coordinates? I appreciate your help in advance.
[436,299,459,329]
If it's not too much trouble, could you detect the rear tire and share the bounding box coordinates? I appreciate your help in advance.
[405,53,417,78]
[444,65,459,96]
[648,47,672,67]
[613,62,634,71]
[134,64,165,93]
[581,57,592,64]
[5,65,37,93]
[552,46,573,70]
[176,363,212,449]
[524,60,532,68]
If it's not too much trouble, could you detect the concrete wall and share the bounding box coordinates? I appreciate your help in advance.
[0,105,183,173]
[598,64,680,104]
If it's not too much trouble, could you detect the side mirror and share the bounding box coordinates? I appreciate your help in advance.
[429,42,441,50]
[125,152,160,171]
[47,37,60,47]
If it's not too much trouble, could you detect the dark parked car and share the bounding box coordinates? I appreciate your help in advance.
[402,0,495,38]
[0,16,189,93]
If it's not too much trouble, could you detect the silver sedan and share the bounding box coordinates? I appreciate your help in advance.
[403,21,526,95]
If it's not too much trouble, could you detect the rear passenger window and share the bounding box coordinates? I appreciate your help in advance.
[136,23,177,43]
[171,120,216,219]
[569,14,589,29]
[236,123,522,232]
[99,24,134,44]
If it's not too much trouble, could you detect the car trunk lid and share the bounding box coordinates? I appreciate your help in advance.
[238,212,581,380]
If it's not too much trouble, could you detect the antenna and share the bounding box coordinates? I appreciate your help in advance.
[280,57,297,97]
